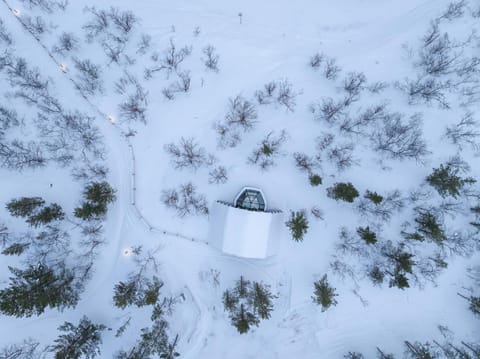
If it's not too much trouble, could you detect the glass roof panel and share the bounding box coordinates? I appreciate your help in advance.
[235,189,266,211]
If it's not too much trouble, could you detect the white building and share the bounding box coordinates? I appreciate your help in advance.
[209,187,283,259]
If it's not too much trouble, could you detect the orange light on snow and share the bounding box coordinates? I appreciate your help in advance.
[59,63,67,72]
[12,9,21,16]
[123,247,132,257]
[107,115,116,124]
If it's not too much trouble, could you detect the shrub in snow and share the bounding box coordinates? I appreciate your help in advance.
[248,130,287,170]
[309,52,324,69]
[73,58,104,96]
[208,165,228,184]
[444,112,480,152]
[164,137,207,171]
[202,44,220,72]
[370,112,429,161]
[161,182,208,217]
[285,210,309,242]
[309,173,322,186]
[341,71,367,106]
[50,316,106,359]
[222,276,275,334]
[312,274,338,311]
[324,57,341,80]
[327,182,359,203]
[0,19,13,46]
[53,32,79,55]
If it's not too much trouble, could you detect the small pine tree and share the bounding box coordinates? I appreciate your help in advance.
[251,282,274,320]
[364,190,383,204]
[426,164,476,198]
[312,274,338,311]
[357,226,377,244]
[6,197,45,217]
[285,210,309,242]
[376,347,396,359]
[327,182,359,203]
[51,316,106,359]
[309,174,323,186]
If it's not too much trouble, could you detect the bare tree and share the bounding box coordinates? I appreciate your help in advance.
[82,6,110,42]
[19,0,67,13]
[367,81,389,94]
[370,112,429,161]
[444,111,480,152]
[208,166,228,184]
[309,52,324,69]
[22,16,48,38]
[202,45,220,72]
[327,142,357,171]
[118,85,148,124]
[73,58,104,95]
[0,106,21,139]
[248,130,288,170]
[164,137,207,171]
[52,32,79,55]
[324,57,341,80]
[0,19,13,46]
[341,71,367,105]
[161,182,208,217]
[145,39,192,78]
[0,140,46,170]
[396,75,451,108]
[438,0,467,21]
[225,95,257,130]
[293,152,316,173]
[310,97,347,124]
[108,7,138,36]
[339,103,388,135]
[255,80,297,111]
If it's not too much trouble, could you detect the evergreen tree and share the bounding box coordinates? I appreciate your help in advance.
[357,226,377,244]
[369,266,385,286]
[285,210,309,242]
[376,347,396,359]
[404,341,440,359]
[0,264,78,317]
[50,316,106,359]
[309,174,322,186]
[26,203,65,227]
[365,190,383,204]
[426,164,476,198]
[113,275,163,309]
[469,296,480,316]
[312,274,338,311]
[74,181,116,220]
[414,211,446,243]
[6,197,45,217]
[222,276,275,334]
[0,338,42,359]
[327,182,359,203]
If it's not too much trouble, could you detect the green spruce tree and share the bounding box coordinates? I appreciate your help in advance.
[327,182,359,203]
[0,264,78,317]
[312,274,338,312]
[51,316,106,359]
[285,210,309,242]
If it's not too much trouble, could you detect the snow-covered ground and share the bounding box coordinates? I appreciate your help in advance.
[0,0,479,357]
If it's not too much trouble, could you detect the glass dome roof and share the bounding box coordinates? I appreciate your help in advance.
[234,188,266,211]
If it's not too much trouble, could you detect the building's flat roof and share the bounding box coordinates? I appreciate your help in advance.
[209,202,283,259]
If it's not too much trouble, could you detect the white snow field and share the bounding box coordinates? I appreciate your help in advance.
[0,0,479,358]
